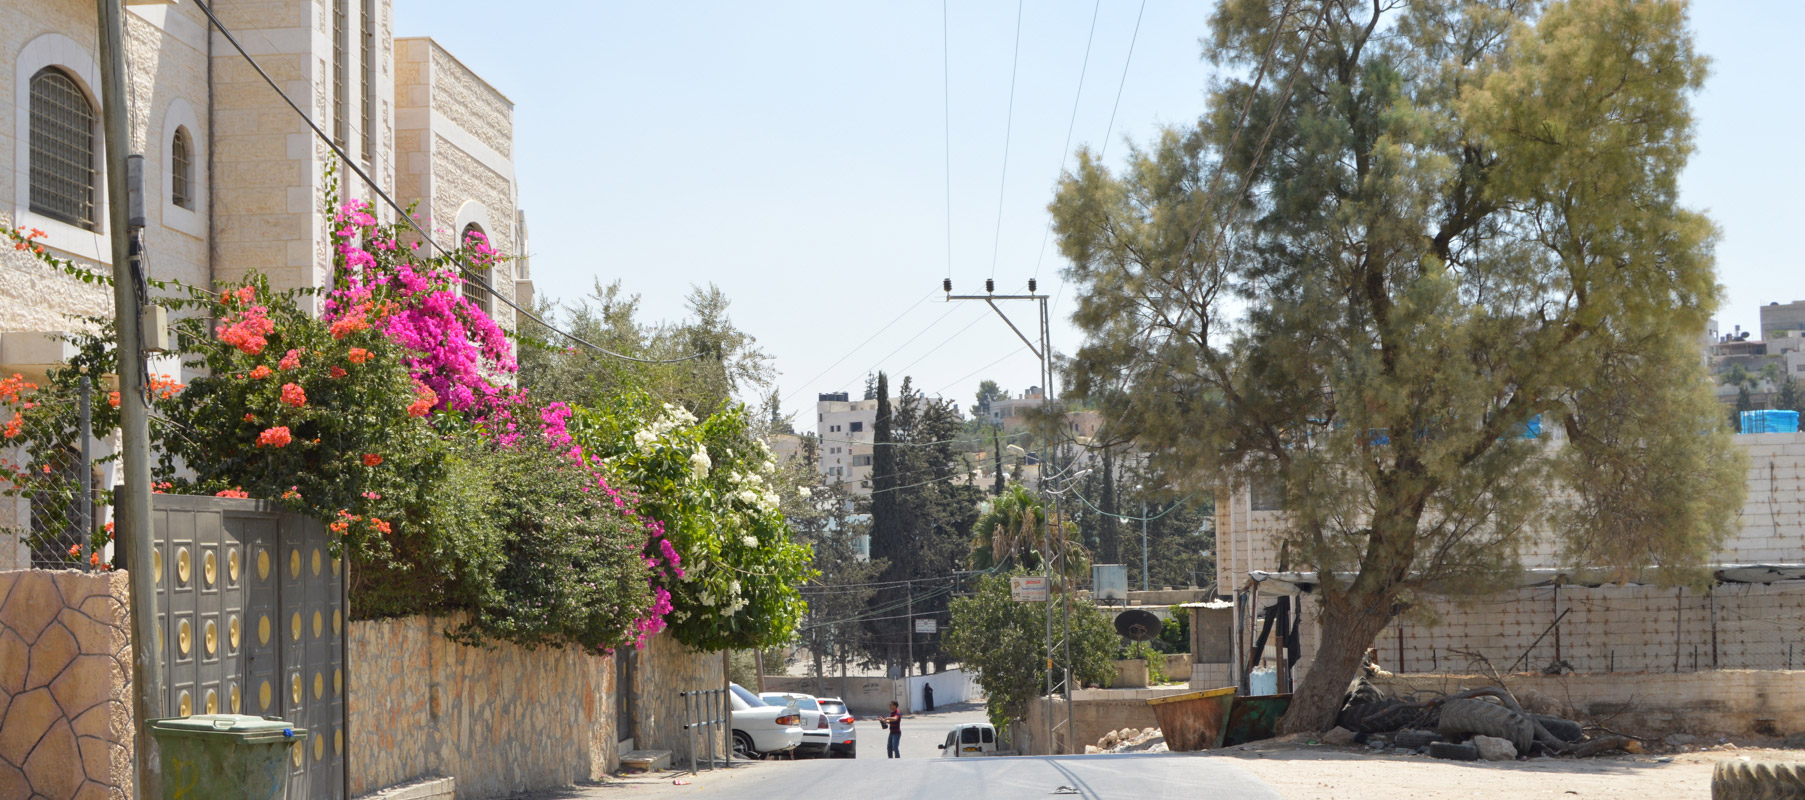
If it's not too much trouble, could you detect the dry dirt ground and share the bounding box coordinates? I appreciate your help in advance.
[1211,738,1805,800]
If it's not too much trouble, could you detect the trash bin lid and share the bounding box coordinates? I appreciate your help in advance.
[148,714,308,744]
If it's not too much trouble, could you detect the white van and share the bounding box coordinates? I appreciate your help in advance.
[936,722,1003,757]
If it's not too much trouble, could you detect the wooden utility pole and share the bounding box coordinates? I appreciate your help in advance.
[96,0,163,796]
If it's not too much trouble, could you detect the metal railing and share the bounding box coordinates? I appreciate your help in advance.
[679,688,730,773]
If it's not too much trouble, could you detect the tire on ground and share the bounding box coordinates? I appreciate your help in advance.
[1393,730,1444,749]
[1528,714,1584,744]
[1428,741,1480,762]
[1337,699,1419,734]
[1437,698,1534,754]
[1712,760,1805,800]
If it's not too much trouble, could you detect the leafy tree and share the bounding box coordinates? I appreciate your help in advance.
[1778,377,1805,416]
[945,572,1118,728]
[865,373,986,673]
[789,473,887,677]
[1051,0,1744,731]
[518,280,773,419]
[972,379,1007,418]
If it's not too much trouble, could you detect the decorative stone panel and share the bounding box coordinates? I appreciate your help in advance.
[0,568,134,800]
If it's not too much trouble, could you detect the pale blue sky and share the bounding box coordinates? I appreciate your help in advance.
[396,1,1802,432]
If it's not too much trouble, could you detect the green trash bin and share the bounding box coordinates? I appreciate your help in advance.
[148,714,308,799]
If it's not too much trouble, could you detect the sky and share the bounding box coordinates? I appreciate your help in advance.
[395,0,1804,434]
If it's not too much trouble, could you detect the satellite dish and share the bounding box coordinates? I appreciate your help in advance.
[1115,609,1162,642]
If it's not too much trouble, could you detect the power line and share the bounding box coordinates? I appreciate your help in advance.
[942,0,954,282]
[933,344,1032,397]
[1054,0,1148,320]
[1031,0,1103,284]
[1098,0,1148,163]
[193,1,700,367]
[987,0,1027,281]
[831,302,970,393]
[893,309,992,377]
[781,292,935,405]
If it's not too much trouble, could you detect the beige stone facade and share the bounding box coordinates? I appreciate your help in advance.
[1,0,525,365]
[0,568,134,800]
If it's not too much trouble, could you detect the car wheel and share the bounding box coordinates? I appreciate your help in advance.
[732,731,760,760]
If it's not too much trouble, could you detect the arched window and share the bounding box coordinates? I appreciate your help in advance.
[460,222,491,314]
[28,67,98,230]
[171,126,194,210]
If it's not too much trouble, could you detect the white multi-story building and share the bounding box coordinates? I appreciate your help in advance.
[815,392,876,493]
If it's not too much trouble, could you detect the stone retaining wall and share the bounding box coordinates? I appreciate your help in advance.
[1372,670,1805,739]
[0,569,133,799]
[347,615,616,799]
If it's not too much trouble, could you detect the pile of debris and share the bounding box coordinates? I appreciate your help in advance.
[1085,727,1169,754]
[1327,684,1637,762]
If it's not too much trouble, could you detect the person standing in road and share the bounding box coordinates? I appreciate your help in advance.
[879,701,903,758]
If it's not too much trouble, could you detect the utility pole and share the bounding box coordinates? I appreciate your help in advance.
[97,0,163,796]
[1142,495,1150,591]
[942,277,1065,751]
[906,582,915,688]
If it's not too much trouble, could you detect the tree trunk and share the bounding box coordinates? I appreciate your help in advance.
[1276,592,1394,734]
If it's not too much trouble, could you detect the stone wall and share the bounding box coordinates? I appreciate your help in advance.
[1372,670,1805,738]
[1022,687,1195,756]
[347,615,616,799]
[626,632,727,765]
[0,568,133,799]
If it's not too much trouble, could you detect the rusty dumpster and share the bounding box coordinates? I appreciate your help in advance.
[1146,687,1237,751]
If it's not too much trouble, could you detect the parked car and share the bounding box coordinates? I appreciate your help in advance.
[729,683,803,759]
[937,722,1002,757]
[816,696,858,758]
[759,692,832,757]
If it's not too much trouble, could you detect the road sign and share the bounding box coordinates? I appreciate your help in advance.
[914,618,938,634]
[1011,576,1048,602]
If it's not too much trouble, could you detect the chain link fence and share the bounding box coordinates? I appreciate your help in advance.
[1,373,108,570]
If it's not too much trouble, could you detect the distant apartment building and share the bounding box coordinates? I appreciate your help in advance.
[815,392,877,492]
[1707,300,1805,408]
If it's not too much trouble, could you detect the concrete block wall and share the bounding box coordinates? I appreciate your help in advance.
[0,568,133,799]
[1216,433,1805,590]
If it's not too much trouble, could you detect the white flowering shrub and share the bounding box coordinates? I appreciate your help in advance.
[570,394,812,650]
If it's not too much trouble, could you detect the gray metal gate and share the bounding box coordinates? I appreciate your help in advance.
[153,495,345,799]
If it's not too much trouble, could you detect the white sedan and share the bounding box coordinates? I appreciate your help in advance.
[729,683,803,759]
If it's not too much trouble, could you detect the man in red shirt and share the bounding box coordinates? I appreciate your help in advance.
[879,701,902,758]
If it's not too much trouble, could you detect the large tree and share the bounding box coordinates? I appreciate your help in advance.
[1051,0,1744,731]
[865,374,985,673]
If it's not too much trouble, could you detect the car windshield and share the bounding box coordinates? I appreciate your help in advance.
[729,684,766,707]
[819,701,846,715]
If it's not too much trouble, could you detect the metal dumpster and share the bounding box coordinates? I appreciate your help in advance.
[1223,693,1292,747]
[1146,686,1236,751]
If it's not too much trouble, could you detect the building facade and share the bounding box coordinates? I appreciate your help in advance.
[815,392,877,492]
[1,0,528,567]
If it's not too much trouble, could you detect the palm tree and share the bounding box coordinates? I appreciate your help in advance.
[969,484,1089,582]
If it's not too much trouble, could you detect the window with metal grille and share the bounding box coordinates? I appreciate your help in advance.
[171,126,194,210]
[333,0,348,147]
[28,67,97,230]
[361,0,376,166]
[460,223,490,314]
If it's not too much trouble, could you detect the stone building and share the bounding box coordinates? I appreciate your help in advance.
[1,0,530,361]
[0,0,532,567]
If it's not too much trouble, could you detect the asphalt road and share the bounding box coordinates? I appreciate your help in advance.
[852,702,991,760]
[593,752,1283,799]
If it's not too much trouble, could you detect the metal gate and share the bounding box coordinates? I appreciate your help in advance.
[153,495,345,798]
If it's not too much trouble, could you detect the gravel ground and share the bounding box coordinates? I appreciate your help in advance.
[1211,739,1805,800]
